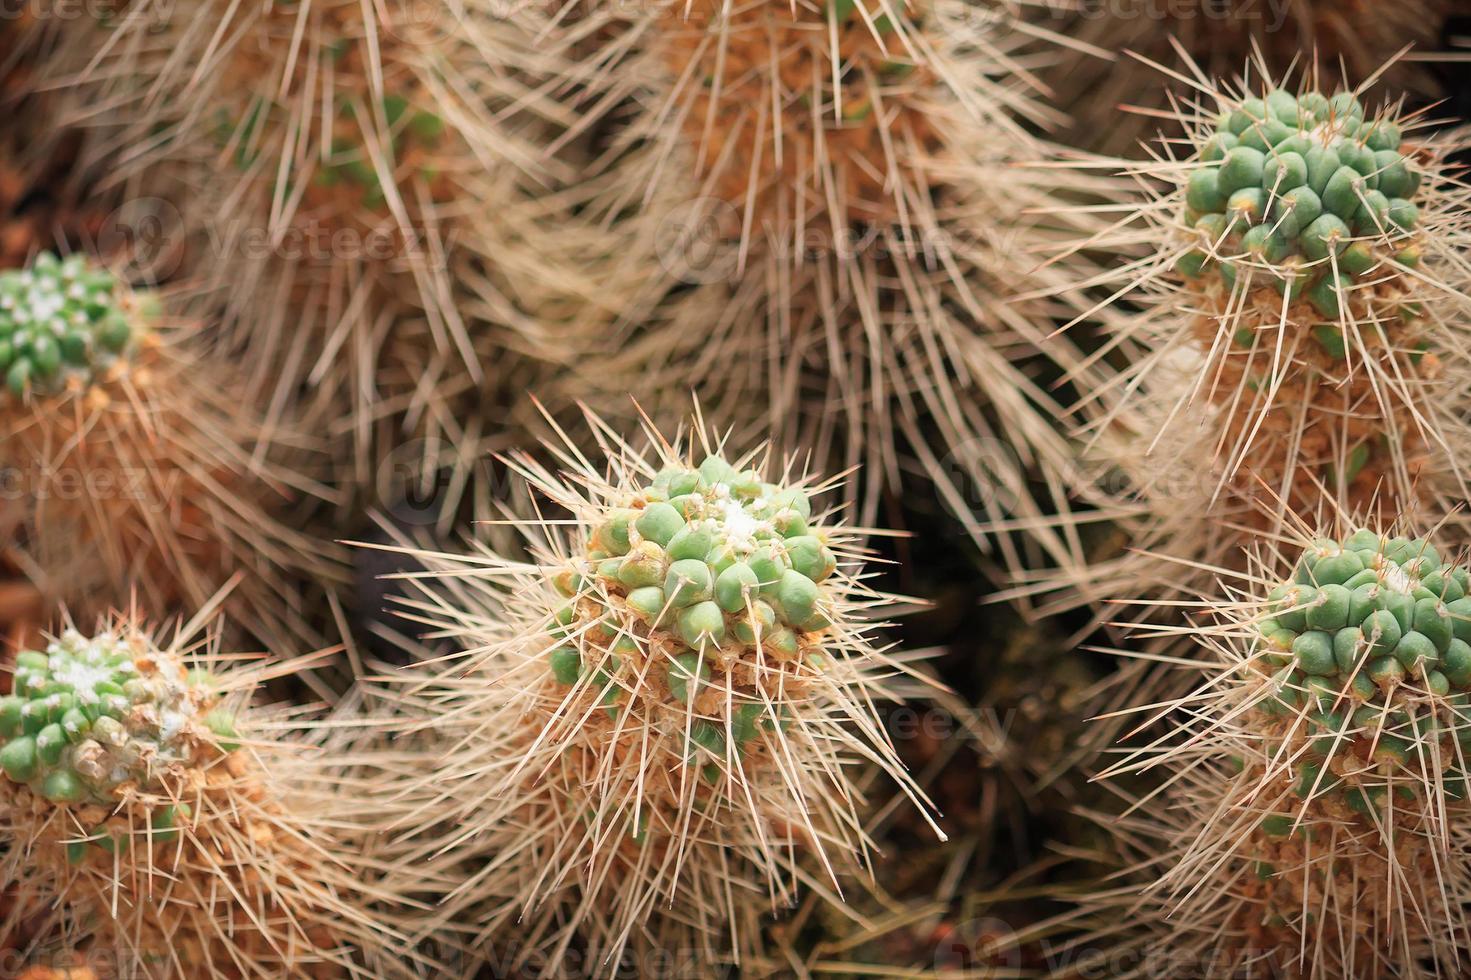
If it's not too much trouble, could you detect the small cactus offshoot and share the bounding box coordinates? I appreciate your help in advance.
[368,409,942,974]
[0,624,420,977]
[1081,527,1471,977]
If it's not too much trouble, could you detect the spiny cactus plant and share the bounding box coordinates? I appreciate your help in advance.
[368,408,942,975]
[1024,65,1471,615]
[548,0,1120,575]
[1072,527,1471,977]
[30,0,571,493]
[0,622,423,977]
[1028,4,1450,155]
[0,252,338,652]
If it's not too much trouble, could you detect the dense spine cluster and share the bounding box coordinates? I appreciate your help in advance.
[549,0,1116,574]
[371,413,939,975]
[1026,71,1471,616]
[0,625,415,978]
[1174,87,1434,514]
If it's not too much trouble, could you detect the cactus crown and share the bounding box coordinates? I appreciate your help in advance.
[0,253,142,399]
[1255,530,1471,814]
[0,630,237,808]
[1180,88,1424,325]
[548,453,839,765]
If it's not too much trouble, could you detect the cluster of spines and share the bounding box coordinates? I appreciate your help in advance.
[0,253,141,399]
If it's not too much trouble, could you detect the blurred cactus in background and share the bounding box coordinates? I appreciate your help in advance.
[539,0,1125,577]
[20,0,583,507]
[0,253,339,652]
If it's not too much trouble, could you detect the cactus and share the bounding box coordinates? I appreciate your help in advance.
[1253,530,1471,809]
[22,0,572,495]
[0,252,338,652]
[368,409,942,974]
[1138,78,1466,514]
[545,0,1121,574]
[0,253,140,398]
[0,623,420,977]
[1027,67,1471,617]
[1072,527,1471,977]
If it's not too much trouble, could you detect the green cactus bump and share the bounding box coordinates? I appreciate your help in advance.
[0,631,235,840]
[1254,530,1471,809]
[0,253,146,400]
[1180,89,1422,315]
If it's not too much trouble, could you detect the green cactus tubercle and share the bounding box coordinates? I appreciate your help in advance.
[1179,89,1424,336]
[1255,531,1471,808]
[0,631,237,839]
[545,455,835,754]
[0,253,142,400]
